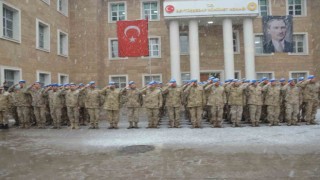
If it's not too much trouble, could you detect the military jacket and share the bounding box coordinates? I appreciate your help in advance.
[184,85,205,107]
[10,86,31,107]
[226,85,245,106]
[284,85,301,105]
[299,81,320,102]
[30,89,47,107]
[65,90,80,107]
[162,86,182,107]
[52,90,64,108]
[123,88,142,108]
[0,92,12,111]
[246,85,263,105]
[142,88,163,108]
[263,84,281,106]
[101,88,122,110]
[84,88,102,109]
[205,84,226,106]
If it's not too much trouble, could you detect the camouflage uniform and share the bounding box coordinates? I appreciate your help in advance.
[263,84,281,126]
[141,87,163,128]
[84,88,102,129]
[65,89,80,129]
[0,90,12,128]
[226,84,246,127]
[246,84,263,126]
[162,85,183,128]
[205,84,226,127]
[122,88,142,128]
[279,83,287,123]
[101,88,122,129]
[184,85,205,128]
[29,88,48,128]
[78,88,88,125]
[284,84,302,125]
[298,81,320,124]
[50,90,65,128]
[9,85,32,128]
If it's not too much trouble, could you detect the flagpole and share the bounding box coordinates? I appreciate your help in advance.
[146,17,152,83]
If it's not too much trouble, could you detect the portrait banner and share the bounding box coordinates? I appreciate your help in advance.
[263,16,293,53]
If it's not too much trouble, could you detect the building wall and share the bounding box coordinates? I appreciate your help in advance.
[1,0,319,87]
[0,0,72,84]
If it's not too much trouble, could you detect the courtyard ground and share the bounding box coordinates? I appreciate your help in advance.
[0,109,320,179]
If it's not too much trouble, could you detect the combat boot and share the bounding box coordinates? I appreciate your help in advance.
[134,122,139,129]
[127,122,133,129]
[0,124,3,129]
[74,123,80,129]
[113,123,119,129]
[255,122,259,127]
[69,123,75,129]
[3,124,9,129]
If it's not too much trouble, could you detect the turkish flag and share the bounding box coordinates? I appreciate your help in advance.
[117,20,149,57]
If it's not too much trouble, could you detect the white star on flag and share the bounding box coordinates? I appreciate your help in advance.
[129,36,136,43]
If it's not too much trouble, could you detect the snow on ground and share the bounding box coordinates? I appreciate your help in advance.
[2,109,320,154]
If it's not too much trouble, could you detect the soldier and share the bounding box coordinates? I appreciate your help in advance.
[47,84,65,129]
[141,81,163,128]
[298,75,319,125]
[78,83,88,126]
[158,81,166,121]
[223,79,233,123]
[259,77,269,123]
[8,80,32,128]
[28,82,48,128]
[242,79,251,123]
[203,77,214,122]
[263,79,281,126]
[225,79,246,127]
[0,86,12,129]
[65,83,81,129]
[61,83,69,126]
[279,78,287,123]
[284,79,302,126]
[246,80,263,127]
[184,79,205,128]
[101,81,122,129]
[83,81,102,129]
[205,78,226,128]
[122,81,142,129]
[162,79,183,128]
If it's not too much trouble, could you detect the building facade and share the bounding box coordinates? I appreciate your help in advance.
[0,0,319,88]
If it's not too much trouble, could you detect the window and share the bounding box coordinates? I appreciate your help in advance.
[254,35,272,55]
[147,37,160,58]
[109,2,126,22]
[108,38,127,59]
[180,33,189,55]
[110,75,128,88]
[256,72,274,80]
[141,1,159,21]
[0,2,21,42]
[37,71,51,86]
[291,34,308,54]
[58,73,69,84]
[57,0,68,16]
[0,66,22,87]
[290,71,308,82]
[234,71,241,80]
[181,73,190,84]
[258,0,270,16]
[42,0,50,5]
[36,19,50,51]
[143,74,162,85]
[233,30,240,54]
[287,0,306,16]
[57,30,68,56]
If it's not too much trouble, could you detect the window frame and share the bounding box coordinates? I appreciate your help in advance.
[258,0,272,17]
[140,0,160,21]
[179,32,189,55]
[142,36,161,59]
[36,70,52,86]
[36,18,51,52]
[200,70,225,82]
[286,0,307,17]
[234,70,241,80]
[109,74,128,88]
[0,65,22,86]
[233,30,240,54]
[57,0,68,17]
[108,1,127,23]
[256,71,275,80]
[42,0,50,5]
[58,73,69,84]
[108,38,128,60]
[289,71,309,79]
[0,1,21,43]
[57,29,69,57]
[288,32,309,56]
[142,73,162,86]
[254,33,274,56]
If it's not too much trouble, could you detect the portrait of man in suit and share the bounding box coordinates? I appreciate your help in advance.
[263,16,293,53]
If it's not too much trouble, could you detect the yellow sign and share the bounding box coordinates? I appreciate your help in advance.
[247,2,258,11]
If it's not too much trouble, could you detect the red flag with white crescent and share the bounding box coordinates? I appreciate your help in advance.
[117,20,149,57]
